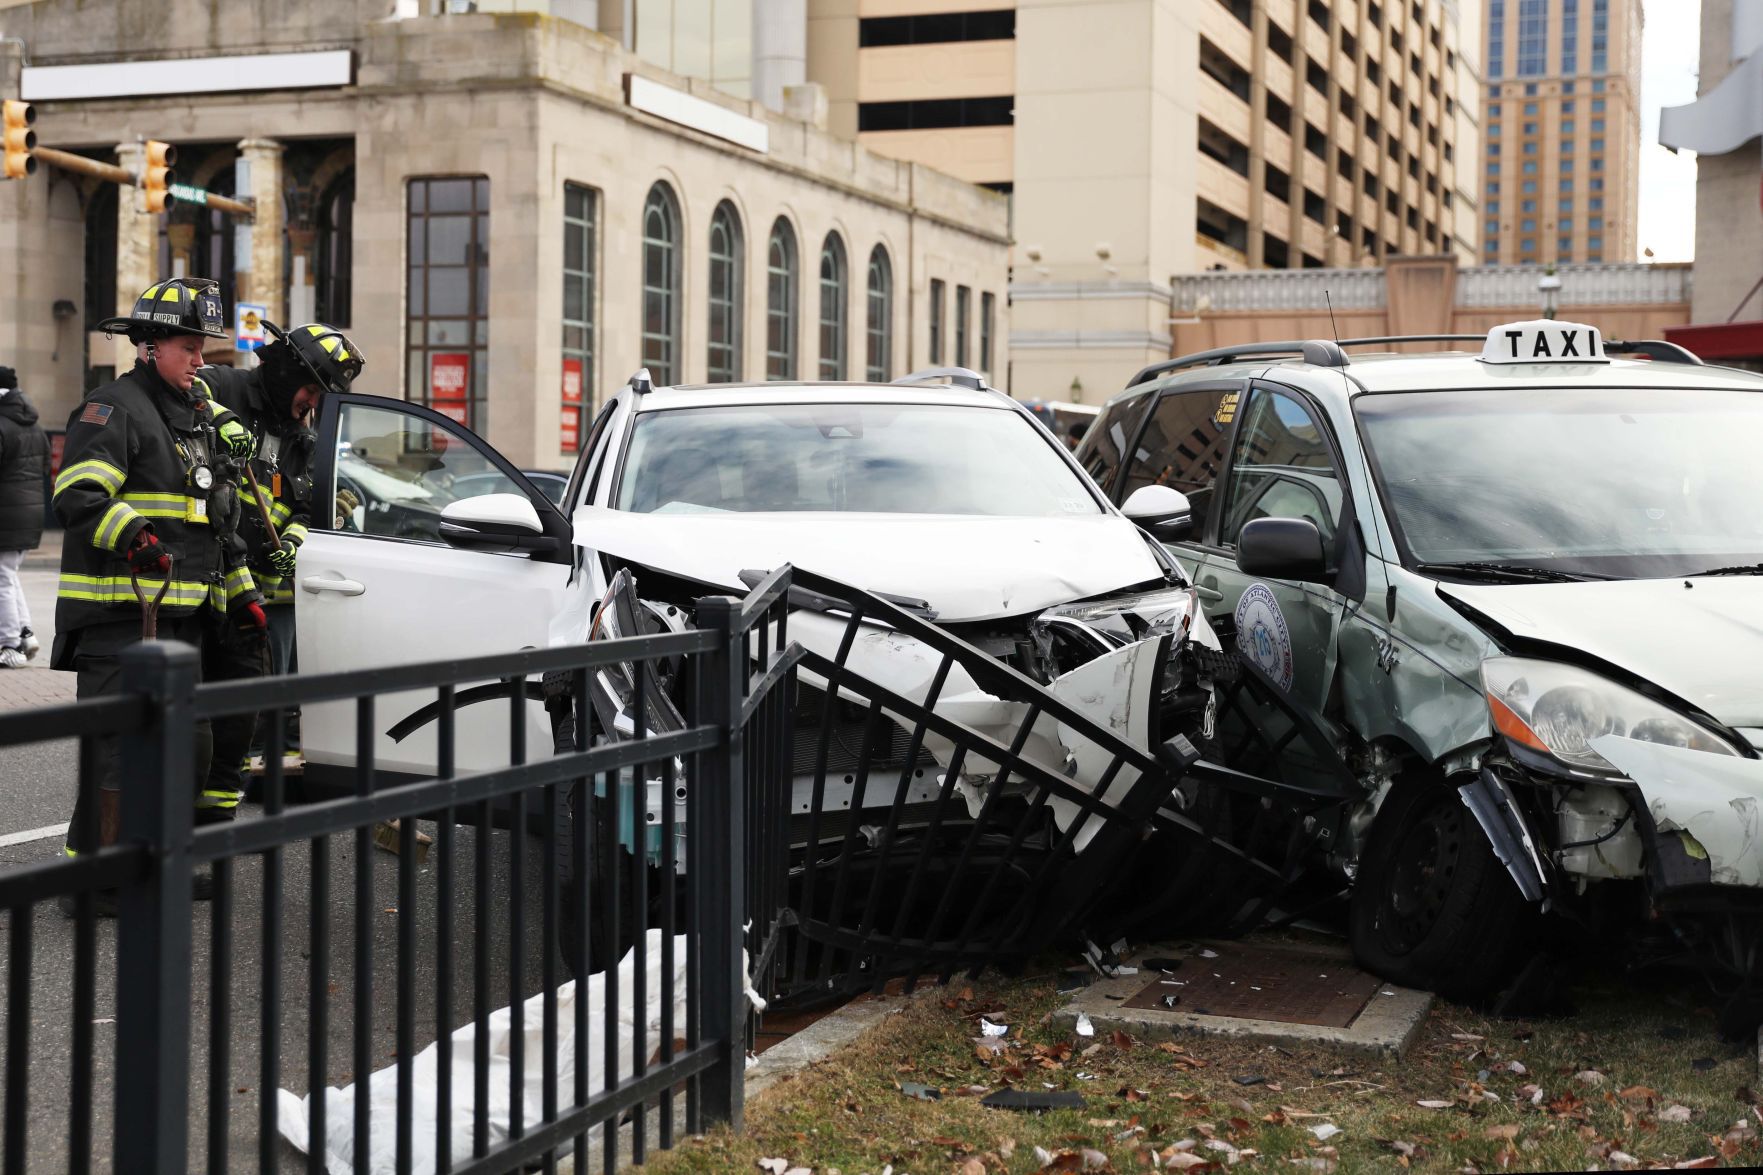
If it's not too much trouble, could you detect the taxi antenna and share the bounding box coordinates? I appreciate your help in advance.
[1325,289,1342,348]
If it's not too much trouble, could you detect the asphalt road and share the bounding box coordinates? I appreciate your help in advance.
[1,548,576,1172]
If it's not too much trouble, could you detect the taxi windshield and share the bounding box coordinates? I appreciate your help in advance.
[1358,385,1763,579]
[616,402,1102,516]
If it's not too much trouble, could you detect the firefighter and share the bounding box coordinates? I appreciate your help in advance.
[201,320,364,772]
[53,277,267,909]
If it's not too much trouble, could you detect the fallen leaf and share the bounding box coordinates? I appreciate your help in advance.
[1161,1153,1210,1170]
[1484,1124,1520,1142]
[957,1160,986,1175]
[1232,1075,1266,1087]
[999,1137,1016,1158]
[958,986,975,1001]
[756,1160,787,1175]
[1111,1029,1135,1050]
[1416,1099,1454,1109]
[1575,1070,1606,1087]
[1673,1158,1720,1169]
[1660,1104,1694,1123]
[1619,1085,1659,1104]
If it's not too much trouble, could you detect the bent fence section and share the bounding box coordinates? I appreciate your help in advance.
[0,571,794,1175]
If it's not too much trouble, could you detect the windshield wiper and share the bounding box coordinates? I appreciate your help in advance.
[1415,561,1602,584]
[1686,563,1763,578]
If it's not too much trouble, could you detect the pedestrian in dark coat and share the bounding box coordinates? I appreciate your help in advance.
[0,365,49,666]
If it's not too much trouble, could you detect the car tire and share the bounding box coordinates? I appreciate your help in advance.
[1348,775,1535,1003]
[556,784,656,978]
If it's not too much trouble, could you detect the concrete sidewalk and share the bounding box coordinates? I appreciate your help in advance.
[21,528,61,570]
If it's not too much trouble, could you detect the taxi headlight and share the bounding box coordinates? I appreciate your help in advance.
[1035,586,1198,649]
[1482,656,1739,774]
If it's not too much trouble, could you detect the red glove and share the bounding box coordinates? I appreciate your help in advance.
[236,600,268,631]
[127,529,172,575]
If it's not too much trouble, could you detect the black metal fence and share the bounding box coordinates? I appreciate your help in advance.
[0,571,795,1174]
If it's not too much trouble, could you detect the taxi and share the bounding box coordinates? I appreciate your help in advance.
[1078,320,1763,1023]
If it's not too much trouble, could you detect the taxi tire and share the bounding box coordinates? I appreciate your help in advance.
[1348,776,1534,1003]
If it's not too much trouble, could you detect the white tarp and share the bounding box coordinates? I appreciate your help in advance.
[277,931,727,1174]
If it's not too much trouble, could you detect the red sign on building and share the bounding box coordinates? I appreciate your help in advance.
[430,352,470,425]
[560,357,584,452]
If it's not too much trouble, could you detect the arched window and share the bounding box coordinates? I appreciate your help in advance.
[765,218,798,380]
[865,245,893,382]
[641,182,681,386]
[817,233,848,381]
[316,169,354,326]
[707,201,744,382]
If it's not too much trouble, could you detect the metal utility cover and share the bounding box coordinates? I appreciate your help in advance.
[1122,942,1382,1028]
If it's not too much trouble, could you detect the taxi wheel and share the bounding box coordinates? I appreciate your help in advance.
[1348,777,1534,1003]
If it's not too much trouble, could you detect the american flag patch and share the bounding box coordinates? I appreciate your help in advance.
[79,403,113,426]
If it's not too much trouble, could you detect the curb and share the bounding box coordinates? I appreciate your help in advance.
[745,987,932,1101]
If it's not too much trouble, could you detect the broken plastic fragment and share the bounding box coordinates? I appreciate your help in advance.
[900,1082,941,1101]
[982,1088,1085,1112]
[980,1017,1009,1037]
[1308,1124,1342,1141]
[1075,1012,1095,1037]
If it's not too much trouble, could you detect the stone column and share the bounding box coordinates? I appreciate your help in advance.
[237,138,285,324]
[113,142,159,313]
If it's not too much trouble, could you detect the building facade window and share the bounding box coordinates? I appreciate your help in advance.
[561,182,597,451]
[980,290,995,375]
[929,278,946,364]
[766,218,799,380]
[406,175,490,428]
[316,170,354,327]
[1562,0,1579,72]
[707,201,744,382]
[640,182,681,386]
[1488,0,1504,76]
[865,245,893,381]
[1516,0,1546,75]
[818,232,848,380]
[955,285,971,367]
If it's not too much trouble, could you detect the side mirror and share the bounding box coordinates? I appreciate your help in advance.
[1121,484,1194,541]
[439,493,561,554]
[1236,517,1329,584]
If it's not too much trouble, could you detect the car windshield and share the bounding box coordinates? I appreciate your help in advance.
[1358,385,1763,578]
[616,402,1102,516]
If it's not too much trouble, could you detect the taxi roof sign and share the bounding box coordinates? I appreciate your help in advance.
[1480,319,1608,365]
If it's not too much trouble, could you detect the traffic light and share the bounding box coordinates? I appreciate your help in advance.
[142,139,175,213]
[2,100,35,180]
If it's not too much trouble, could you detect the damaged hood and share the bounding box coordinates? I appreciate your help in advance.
[572,506,1164,622]
[1440,578,1763,727]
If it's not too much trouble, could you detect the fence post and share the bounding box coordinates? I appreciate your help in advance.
[113,639,199,1171]
[692,596,747,1130]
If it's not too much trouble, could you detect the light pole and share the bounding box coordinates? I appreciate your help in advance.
[1539,270,1562,320]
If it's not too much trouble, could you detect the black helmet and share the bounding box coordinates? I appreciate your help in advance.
[262,321,365,398]
[95,277,229,343]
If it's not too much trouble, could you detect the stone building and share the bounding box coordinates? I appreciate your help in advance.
[0,0,1010,468]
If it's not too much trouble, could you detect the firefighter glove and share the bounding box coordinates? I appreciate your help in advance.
[217,418,257,459]
[235,600,268,631]
[334,488,361,529]
[127,530,173,576]
[267,540,298,577]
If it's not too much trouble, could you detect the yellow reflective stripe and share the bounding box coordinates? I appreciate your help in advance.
[224,567,257,600]
[91,501,141,552]
[57,574,209,606]
[55,459,126,497]
[116,491,192,519]
[198,791,240,806]
[159,286,182,301]
[269,501,293,526]
[282,522,308,545]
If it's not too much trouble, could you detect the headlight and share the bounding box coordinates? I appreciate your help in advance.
[1481,656,1739,774]
[1035,586,1198,651]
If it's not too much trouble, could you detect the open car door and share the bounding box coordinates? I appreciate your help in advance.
[295,393,574,794]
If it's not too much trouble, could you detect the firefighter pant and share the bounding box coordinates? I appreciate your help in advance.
[64,608,270,852]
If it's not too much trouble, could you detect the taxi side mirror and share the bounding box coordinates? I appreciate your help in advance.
[439,493,561,554]
[1237,517,1329,584]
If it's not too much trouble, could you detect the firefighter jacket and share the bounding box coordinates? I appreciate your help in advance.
[200,365,315,606]
[52,360,259,637]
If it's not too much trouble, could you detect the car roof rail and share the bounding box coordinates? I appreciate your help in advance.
[891,365,991,391]
[1605,339,1705,365]
[1334,335,1486,348]
[1128,340,1348,388]
[628,367,655,394]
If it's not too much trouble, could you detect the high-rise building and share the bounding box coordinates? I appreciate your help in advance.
[807,0,1482,399]
[1479,0,1641,266]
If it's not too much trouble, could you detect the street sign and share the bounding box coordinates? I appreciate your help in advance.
[168,181,207,205]
[236,302,267,352]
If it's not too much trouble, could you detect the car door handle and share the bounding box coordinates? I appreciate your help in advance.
[1195,585,1225,603]
[301,574,366,597]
